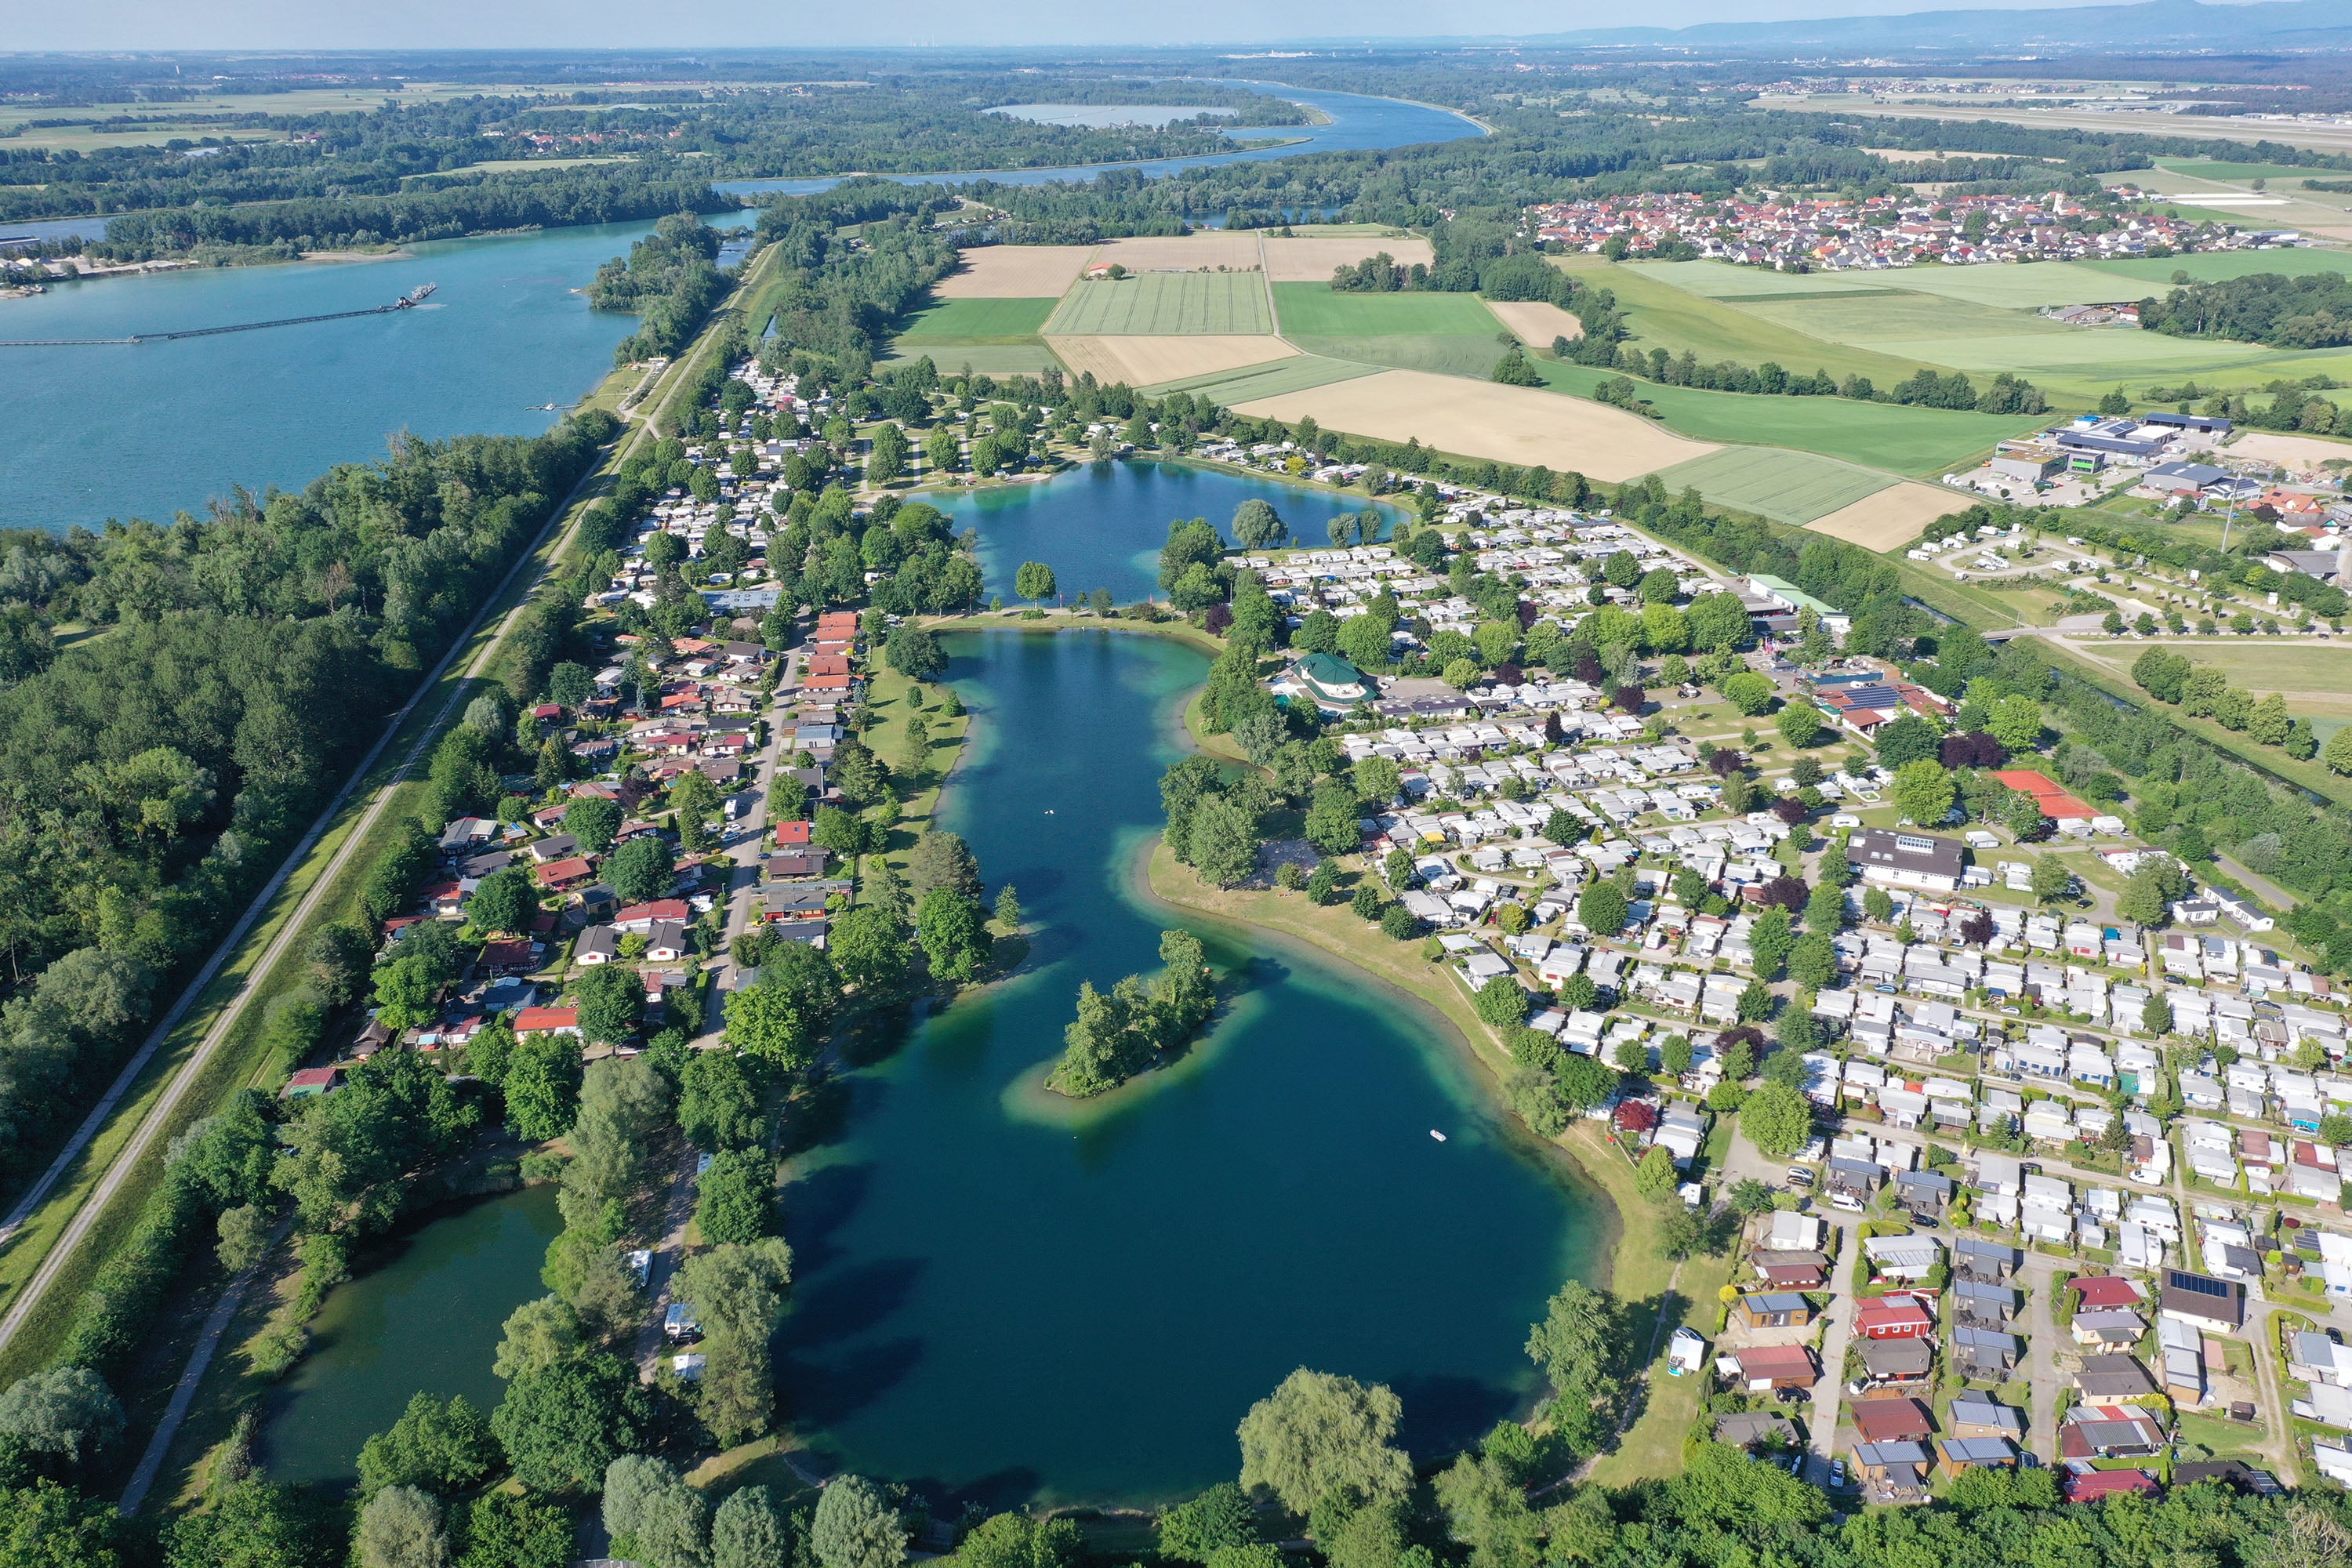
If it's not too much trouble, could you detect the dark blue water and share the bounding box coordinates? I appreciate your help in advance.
[779,629,1595,1504]
[948,461,1404,604]
[714,82,1482,200]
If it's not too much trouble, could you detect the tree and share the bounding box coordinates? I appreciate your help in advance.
[810,1475,906,1568]
[1788,933,1837,992]
[503,1034,583,1142]
[492,1298,584,1383]
[1305,784,1363,856]
[1721,671,1774,716]
[1474,976,1527,1032]
[1232,499,1286,551]
[356,1392,500,1498]
[572,965,644,1048]
[1635,1145,1679,1203]
[2031,855,2074,905]
[2143,993,2175,1037]
[1159,1484,1259,1563]
[907,830,980,900]
[1729,1178,1777,1218]
[1741,1081,1812,1158]
[678,1051,763,1150]
[726,946,839,1069]
[884,626,944,682]
[1774,703,1822,750]
[1236,1369,1412,1514]
[1525,1278,1621,1411]
[567,797,622,855]
[710,1486,796,1568]
[2118,868,2169,927]
[0,1480,120,1568]
[1014,561,1058,608]
[1577,882,1628,935]
[459,1492,575,1568]
[356,1487,448,1568]
[959,1515,1081,1568]
[1874,715,1939,771]
[467,867,537,937]
[0,1369,122,1470]
[1434,1452,1544,1568]
[1189,798,1261,889]
[695,1149,775,1245]
[1988,695,2043,755]
[609,836,673,905]
[915,887,992,983]
[1891,759,1955,826]
[491,1355,649,1495]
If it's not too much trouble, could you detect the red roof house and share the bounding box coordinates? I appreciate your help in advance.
[2063,1469,2158,1504]
[534,856,596,890]
[2071,1276,2144,1310]
[514,1007,580,1038]
[774,820,812,845]
[1855,1298,1936,1341]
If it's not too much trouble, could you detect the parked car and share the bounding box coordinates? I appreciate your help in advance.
[1786,1166,1816,1188]
[1828,1460,1848,1490]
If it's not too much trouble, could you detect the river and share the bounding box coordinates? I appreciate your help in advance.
[260,619,1599,1503]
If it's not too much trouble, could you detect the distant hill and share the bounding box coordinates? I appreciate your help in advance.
[1535,0,2352,52]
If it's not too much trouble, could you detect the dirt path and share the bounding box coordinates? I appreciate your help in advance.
[633,1145,706,1382]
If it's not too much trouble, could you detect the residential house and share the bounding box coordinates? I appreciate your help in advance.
[574,927,620,966]
[1714,1412,1801,1452]
[1850,1398,1933,1446]
[1729,1346,1818,1391]
[2071,1309,2147,1348]
[1737,1293,1814,1329]
[1860,1338,1934,1387]
[1953,1279,2016,1329]
[1936,1436,2018,1473]
[2161,1270,2247,1335]
[514,1006,581,1039]
[1855,1297,1936,1341]
[2073,1354,2158,1400]
[1947,1393,2026,1442]
[1953,1326,2020,1379]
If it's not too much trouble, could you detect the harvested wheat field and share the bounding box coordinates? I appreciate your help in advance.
[1262,234,1436,282]
[1487,299,1584,344]
[1232,369,1715,483]
[1091,233,1265,272]
[1046,335,1296,388]
[935,245,1097,298]
[1803,481,1965,550]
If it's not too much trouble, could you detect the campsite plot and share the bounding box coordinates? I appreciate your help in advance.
[1044,272,1272,336]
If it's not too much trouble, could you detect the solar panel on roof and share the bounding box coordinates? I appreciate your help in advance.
[2167,1271,2229,1298]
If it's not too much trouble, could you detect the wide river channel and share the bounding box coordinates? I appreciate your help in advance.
[4,82,1479,535]
[262,470,1602,1501]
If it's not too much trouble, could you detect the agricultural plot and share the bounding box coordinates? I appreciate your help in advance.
[1871,328,2276,380]
[1263,234,1436,283]
[1577,263,1933,389]
[1230,368,1716,483]
[2074,249,2352,285]
[1089,233,1265,271]
[935,245,1098,299]
[1626,260,1897,299]
[1803,482,1967,551]
[1160,355,1379,405]
[884,345,1065,377]
[1289,334,1510,379]
[1044,272,1272,336]
[895,297,1058,343]
[1737,289,2042,345]
[1854,262,2140,310]
[1533,361,2042,475]
[1652,447,1896,527]
[1044,335,1294,389]
[2155,160,2340,183]
[1487,299,1584,343]
[1269,285,1504,338]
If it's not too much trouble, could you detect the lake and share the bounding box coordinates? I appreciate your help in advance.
[777,628,1599,1505]
[264,1183,563,1486]
[255,625,1601,1503]
[941,461,1403,604]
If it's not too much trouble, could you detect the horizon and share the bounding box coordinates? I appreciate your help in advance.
[0,0,2307,56]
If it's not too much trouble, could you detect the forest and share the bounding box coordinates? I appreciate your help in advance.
[2138,269,2352,350]
[0,414,612,1171]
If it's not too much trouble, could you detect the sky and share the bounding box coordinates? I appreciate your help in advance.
[1,0,2263,53]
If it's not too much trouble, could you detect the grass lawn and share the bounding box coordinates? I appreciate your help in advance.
[1532,360,2040,475]
[1290,332,1508,377]
[1652,446,1894,524]
[2061,639,2352,719]
[1043,272,1271,336]
[2157,159,2343,183]
[1269,284,1504,337]
[894,296,1058,343]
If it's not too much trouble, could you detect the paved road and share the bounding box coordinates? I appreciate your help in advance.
[2022,1254,2060,1464]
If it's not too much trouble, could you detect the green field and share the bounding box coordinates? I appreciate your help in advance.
[1290,333,1508,377]
[1876,329,2279,381]
[1652,446,1896,525]
[1533,361,2043,474]
[2156,160,2340,183]
[1740,289,2042,344]
[1627,260,1900,299]
[1269,284,1504,337]
[895,297,1058,343]
[1169,354,1381,403]
[2074,249,2352,285]
[1043,272,1272,336]
[1857,262,2143,310]
[1575,263,1936,388]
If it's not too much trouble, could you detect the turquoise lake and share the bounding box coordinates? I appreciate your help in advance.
[776,629,1599,1505]
[942,461,1402,604]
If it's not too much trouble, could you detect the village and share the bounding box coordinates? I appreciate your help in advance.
[1519,188,2288,271]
